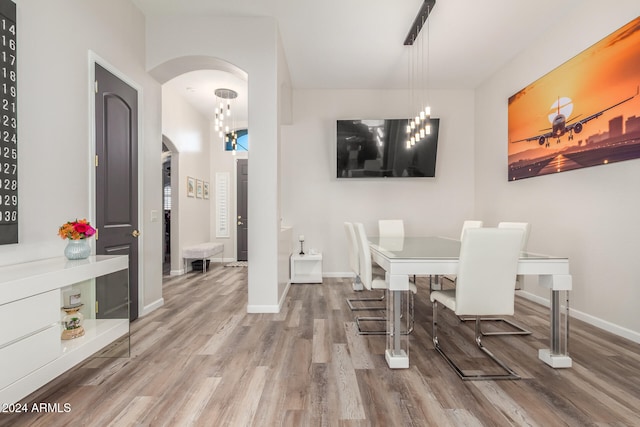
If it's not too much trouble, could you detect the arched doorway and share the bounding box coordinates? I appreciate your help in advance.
[162,135,180,275]
[151,56,248,275]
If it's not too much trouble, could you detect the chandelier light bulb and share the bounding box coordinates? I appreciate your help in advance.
[424,106,431,117]
[406,125,411,133]
[410,121,416,130]
[425,124,431,135]
[419,128,425,138]
[414,116,420,125]
[419,111,425,120]
[406,140,411,149]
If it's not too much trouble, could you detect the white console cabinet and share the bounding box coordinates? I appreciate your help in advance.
[0,255,129,404]
[290,252,323,283]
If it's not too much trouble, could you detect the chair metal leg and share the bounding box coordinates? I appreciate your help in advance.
[355,315,387,335]
[346,290,385,311]
[351,275,364,291]
[458,316,532,336]
[432,302,520,380]
[355,291,415,335]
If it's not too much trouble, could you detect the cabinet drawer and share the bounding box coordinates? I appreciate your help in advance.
[0,325,60,390]
[0,290,60,347]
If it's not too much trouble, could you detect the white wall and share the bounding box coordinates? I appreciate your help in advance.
[280,89,476,274]
[2,0,163,316]
[475,0,640,340]
[161,85,211,273]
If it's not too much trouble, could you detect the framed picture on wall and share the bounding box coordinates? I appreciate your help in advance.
[196,179,203,199]
[203,181,210,199]
[508,16,640,181]
[187,176,195,197]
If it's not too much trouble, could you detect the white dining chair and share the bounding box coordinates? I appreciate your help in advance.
[458,221,532,336]
[344,222,362,291]
[354,222,417,335]
[345,222,384,311]
[441,220,483,285]
[379,219,419,284]
[431,227,524,380]
[498,222,530,286]
[378,219,405,238]
[485,221,532,335]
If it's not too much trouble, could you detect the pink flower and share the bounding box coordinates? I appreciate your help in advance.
[74,223,89,234]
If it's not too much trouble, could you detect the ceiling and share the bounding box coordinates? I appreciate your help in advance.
[133,0,583,123]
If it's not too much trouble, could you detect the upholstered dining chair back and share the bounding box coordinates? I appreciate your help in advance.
[454,228,523,317]
[497,221,530,290]
[459,220,483,240]
[378,219,405,238]
[344,222,360,277]
[354,222,387,292]
[497,222,530,252]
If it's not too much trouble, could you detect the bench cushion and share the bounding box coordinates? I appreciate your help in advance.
[182,243,224,259]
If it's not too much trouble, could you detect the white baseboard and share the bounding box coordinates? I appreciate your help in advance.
[246,281,292,314]
[517,291,640,344]
[279,281,291,310]
[139,297,164,317]
[246,304,281,313]
[324,272,354,278]
[170,269,184,276]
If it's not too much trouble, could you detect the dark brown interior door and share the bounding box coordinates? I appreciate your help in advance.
[95,63,139,321]
[237,159,248,261]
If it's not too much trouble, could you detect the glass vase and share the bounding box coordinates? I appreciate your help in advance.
[64,239,91,260]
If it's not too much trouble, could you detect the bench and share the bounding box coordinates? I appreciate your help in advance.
[182,242,224,273]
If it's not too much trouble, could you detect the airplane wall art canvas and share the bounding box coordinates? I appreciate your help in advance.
[508,16,640,181]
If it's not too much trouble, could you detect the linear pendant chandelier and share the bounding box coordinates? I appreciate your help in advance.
[404,0,436,149]
[213,88,239,153]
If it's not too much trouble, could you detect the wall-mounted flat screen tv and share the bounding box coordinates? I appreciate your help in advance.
[336,118,439,178]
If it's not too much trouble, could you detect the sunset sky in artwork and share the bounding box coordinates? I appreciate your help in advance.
[508,17,640,157]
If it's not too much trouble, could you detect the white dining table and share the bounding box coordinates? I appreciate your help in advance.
[369,236,572,369]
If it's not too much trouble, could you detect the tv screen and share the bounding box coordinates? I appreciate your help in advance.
[336,118,439,178]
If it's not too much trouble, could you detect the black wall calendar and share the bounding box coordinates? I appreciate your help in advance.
[0,0,16,245]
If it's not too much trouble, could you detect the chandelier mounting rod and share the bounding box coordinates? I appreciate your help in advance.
[403,0,436,46]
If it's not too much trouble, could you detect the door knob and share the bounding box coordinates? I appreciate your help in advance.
[238,221,244,225]
[132,229,140,237]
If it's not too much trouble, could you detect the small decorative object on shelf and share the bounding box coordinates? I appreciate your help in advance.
[299,234,305,255]
[61,304,85,340]
[58,218,96,260]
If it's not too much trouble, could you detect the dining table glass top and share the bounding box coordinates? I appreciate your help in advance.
[368,236,567,261]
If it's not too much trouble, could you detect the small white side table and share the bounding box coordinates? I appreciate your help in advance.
[290,252,323,284]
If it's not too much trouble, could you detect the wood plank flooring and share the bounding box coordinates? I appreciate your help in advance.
[2,264,639,426]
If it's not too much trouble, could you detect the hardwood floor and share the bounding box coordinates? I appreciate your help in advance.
[2,265,639,426]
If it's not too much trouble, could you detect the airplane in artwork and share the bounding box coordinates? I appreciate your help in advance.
[511,86,639,147]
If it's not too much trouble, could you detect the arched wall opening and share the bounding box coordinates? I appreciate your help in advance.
[146,18,287,311]
[151,55,249,274]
